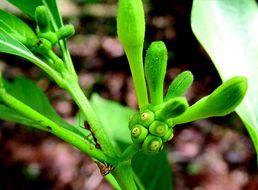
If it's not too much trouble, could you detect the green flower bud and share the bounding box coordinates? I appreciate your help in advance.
[35,6,51,33]
[162,128,174,142]
[56,24,75,40]
[117,0,148,108]
[156,97,188,121]
[131,124,148,143]
[149,120,168,137]
[117,0,145,50]
[173,76,248,124]
[38,32,58,44]
[31,38,52,54]
[164,71,194,101]
[142,135,162,153]
[128,113,140,130]
[139,110,155,127]
[144,41,168,105]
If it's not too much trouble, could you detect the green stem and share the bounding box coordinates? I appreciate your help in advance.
[125,47,149,109]
[120,144,139,162]
[0,88,116,165]
[111,161,137,190]
[64,81,118,158]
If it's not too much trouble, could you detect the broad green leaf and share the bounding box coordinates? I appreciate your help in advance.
[0,27,36,59]
[90,94,134,152]
[6,0,42,18]
[1,77,86,137]
[6,0,63,29]
[191,0,258,157]
[132,149,173,190]
[0,9,36,43]
[0,104,44,130]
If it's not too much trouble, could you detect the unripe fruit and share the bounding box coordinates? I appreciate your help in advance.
[130,124,148,143]
[149,120,168,137]
[142,135,162,153]
[139,110,155,127]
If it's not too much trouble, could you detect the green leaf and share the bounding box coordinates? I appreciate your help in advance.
[6,0,42,18]
[191,0,258,158]
[164,71,193,101]
[132,150,173,190]
[0,9,37,43]
[0,27,35,59]
[7,0,63,29]
[7,0,63,30]
[1,77,85,137]
[0,104,44,130]
[90,94,135,152]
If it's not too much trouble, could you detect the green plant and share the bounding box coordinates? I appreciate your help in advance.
[0,0,250,189]
[191,0,258,162]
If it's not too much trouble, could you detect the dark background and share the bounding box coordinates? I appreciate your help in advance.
[0,0,257,189]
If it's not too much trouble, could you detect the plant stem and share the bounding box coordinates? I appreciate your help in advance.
[111,161,137,190]
[0,88,116,165]
[126,47,149,109]
[65,81,118,158]
[120,144,139,162]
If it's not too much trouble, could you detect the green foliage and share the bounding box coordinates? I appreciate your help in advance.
[7,0,63,29]
[0,77,87,137]
[90,94,134,152]
[0,10,37,44]
[191,0,258,157]
[132,150,173,190]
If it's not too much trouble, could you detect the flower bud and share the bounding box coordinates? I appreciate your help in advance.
[38,32,58,44]
[56,24,75,40]
[164,71,193,101]
[173,76,248,124]
[156,97,188,121]
[35,6,51,33]
[117,0,148,108]
[144,41,168,105]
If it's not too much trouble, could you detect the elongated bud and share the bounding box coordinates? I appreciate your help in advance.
[173,76,248,124]
[117,0,148,108]
[165,71,193,101]
[139,110,155,127]
[130,124,148,143]
[38,32,58,44]
[35,6,51,33]
[142,135,162,153]
[156,97,188,121]
[117,0,145,49]
[149,121,168,137]
[56,25,75,40]
[145,41,168,105]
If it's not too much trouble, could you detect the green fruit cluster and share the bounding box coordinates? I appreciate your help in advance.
[129,109,173,154]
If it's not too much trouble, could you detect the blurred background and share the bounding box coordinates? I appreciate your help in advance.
[0,0,257,189]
